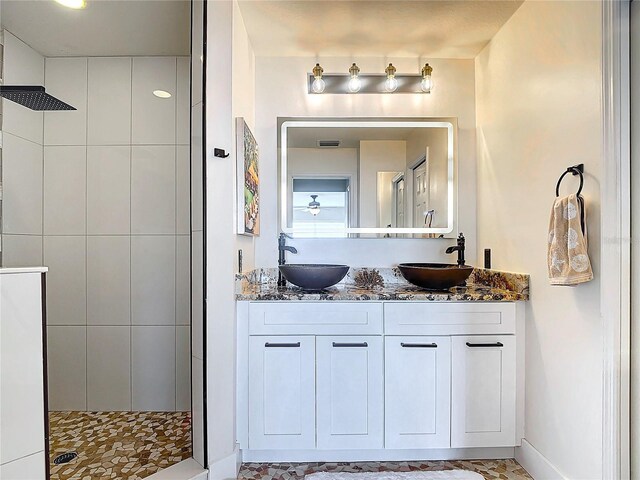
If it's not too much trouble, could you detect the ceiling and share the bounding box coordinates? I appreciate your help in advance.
[238,0,523,58]
[0,0,190,57]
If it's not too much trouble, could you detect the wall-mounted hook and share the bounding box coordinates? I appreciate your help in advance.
[214,148,230,158]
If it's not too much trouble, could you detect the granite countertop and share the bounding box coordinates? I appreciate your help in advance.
[236,267,529,302]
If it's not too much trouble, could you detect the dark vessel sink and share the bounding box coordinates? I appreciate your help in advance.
[279,264,350,290]
[398,263,474,290]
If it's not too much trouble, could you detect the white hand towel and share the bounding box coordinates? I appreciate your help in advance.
[548,193,593,285]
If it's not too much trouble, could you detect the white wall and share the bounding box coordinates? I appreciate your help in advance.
[233,0,256,273]
[475,2,603,478]
[1,37,191,412]
[359,140,406,228]
[201,0,258,470]
[254,56,477,267]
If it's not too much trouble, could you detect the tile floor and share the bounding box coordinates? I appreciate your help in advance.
[238,460,532,480]
[49,411,192,480]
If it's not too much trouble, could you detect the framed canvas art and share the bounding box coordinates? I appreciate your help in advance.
[236,118,260,236]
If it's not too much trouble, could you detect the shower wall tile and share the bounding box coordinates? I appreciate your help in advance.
[1,235,42,267]
[47,326,87,411]
[87,236,130,326]
[44,236,86,326]
[44,146,86,235]
[44,57,88,146]
[132,326,176,411]
[2,32,43,144]
[176,57,190,145]
[2,134,43,235]
[176,235,190,326]
[87,57,131,145]
[176,145,191,235]
[87,326,131,411]
[132,57,176,145]
[131,235,176,326]
[176,326,191,411]
[87,146,130,235]
[0,50,192,412]
[131,146,176,234]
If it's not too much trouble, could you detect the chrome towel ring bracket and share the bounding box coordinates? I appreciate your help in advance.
[555,163,584,197]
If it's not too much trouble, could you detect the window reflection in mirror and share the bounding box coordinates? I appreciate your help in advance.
[280,119,456,238]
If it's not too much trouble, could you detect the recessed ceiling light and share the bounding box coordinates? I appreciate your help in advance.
[54,0,86,9]
[153,90,172,99]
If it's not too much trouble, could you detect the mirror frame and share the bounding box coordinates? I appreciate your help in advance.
[280,118,456,236]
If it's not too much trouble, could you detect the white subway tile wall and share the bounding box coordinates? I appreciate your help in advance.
[1,42,191,411]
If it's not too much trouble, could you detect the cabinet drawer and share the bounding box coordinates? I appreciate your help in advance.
[249,302,383,335]
[384,302,516,335]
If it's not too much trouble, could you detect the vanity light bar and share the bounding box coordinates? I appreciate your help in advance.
[307,63,433,94]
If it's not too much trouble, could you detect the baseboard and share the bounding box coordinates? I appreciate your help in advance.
[208,445,241,480]
[144,458,208,480]
[515,439,568,480]
[241,447,515,463]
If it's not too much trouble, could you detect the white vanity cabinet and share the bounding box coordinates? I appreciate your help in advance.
[316,336,384,449]
[451,335,516,448]
[248,336,316,450]
[384,336,451,449]
[238,300,524,461]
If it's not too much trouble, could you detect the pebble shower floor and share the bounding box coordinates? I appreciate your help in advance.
[48,411,191,480]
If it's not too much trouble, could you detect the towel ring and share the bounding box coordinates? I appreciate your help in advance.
[555,164,584,197]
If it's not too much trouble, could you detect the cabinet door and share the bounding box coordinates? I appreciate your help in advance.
[248,336,315,450]
[385,336,451,449]
[316,336,383,449]
[451,335,516,447]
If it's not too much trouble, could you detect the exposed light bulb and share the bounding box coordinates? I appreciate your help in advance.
[421,63,433,93]
[348,77,361,93]
[54,0,86,8]
[311,78,325,93]
[311,63,325,93]
[385,77,398,92]
[384,63,398,92]
[347,63,361,93]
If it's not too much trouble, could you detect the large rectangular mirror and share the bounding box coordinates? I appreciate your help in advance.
[279,118,457,238]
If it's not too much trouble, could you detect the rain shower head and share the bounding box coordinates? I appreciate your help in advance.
[0,86,76,111]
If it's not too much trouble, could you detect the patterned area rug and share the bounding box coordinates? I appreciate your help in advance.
[239,460,532,480]
[306,472,484,479]
[49,411,192,480]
